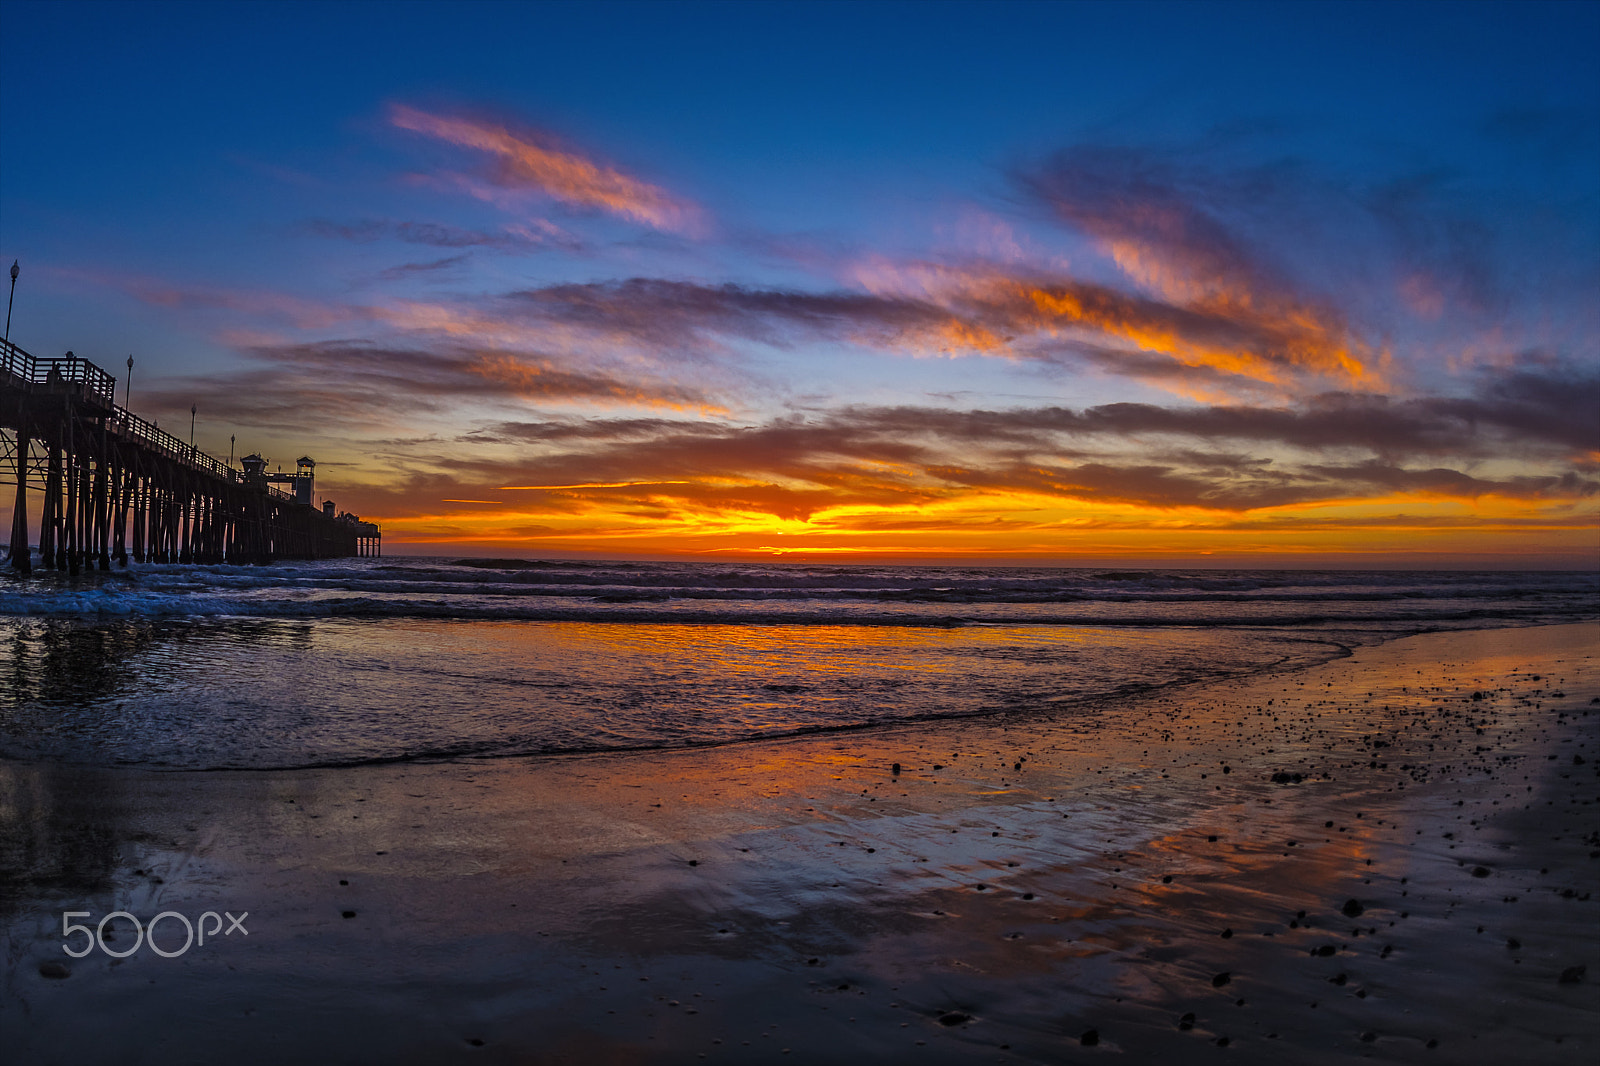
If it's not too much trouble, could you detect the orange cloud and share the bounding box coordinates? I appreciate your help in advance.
[852,259,1383,392]
[390,104,706,235]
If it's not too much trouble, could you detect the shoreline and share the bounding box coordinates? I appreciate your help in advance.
[3,622,1597,1063]
[6,616,1562,775]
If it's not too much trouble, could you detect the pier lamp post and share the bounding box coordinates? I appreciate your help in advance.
[229,434,235,468]
[125,356,133,408]
[4,260,17,348]
[190,404,197,454]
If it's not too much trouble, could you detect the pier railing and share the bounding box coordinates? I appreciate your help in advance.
[2,339,294,501]
[1,339,118,409]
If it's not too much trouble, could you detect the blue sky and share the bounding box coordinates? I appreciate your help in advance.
[2,0,1596,562]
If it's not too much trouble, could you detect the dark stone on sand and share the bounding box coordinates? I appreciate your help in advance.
[1426,1038,1439,1049]
[1506,938,1521,950]
[1315,945,1337,957]
[339,879,348,886]
[1360,1031,1377,1043]
[1162,875,1172,883]
[1216,1036,1231,1047]
[1471,866,1491,878]
[1221,928,1233,939]
[1331,973,1348,986]
[688,859,699,866]
[1558,965,1586,984]
[1080,1028,1099,1046]
[1212,972,1231,987]
[1342,899,1365,918]
[1022,892,1035,900]
[939,1012,971,1026]
[891,763,901,775]
[1270,771,1303,783]
[467,1037,485,1047]
[39,962,70,979]
[1178,1012,1196,1030]
[1208,835,1218,842]
[342,910,356,919]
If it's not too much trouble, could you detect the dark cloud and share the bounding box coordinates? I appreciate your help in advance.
[376,256,469,281]
[503,278,957,351]
[138,340,714,431]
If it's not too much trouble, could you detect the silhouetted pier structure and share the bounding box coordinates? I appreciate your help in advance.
[2,340,379,574]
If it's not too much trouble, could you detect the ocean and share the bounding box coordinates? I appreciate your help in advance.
[0,560,1593,770]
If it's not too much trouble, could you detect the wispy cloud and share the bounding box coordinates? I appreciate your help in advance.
[304,217,585,253]
[389,104,707,235]
[376,256,470,281]
[495,268,1382,395]
[137,340,722,433]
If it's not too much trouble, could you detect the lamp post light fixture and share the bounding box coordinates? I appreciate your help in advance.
[3,260,17,349]
[190,404,197,452]
[125,355,134,408]
[229,434,235,468]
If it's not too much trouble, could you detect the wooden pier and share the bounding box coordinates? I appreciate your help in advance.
[2,340,379,573]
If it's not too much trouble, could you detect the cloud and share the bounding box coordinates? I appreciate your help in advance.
[389,104,706,235]
[499,267,1381,393]
[353,361,1595,524]
[376,256,469,281]
[304,217,584,252]
[1017,139,1600,369]
[136,340,720,432]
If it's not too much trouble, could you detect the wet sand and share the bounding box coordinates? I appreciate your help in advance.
[2,622,1597,1064]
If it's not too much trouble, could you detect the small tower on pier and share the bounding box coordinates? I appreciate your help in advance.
[241,453,268,485]
[293,456,315,507]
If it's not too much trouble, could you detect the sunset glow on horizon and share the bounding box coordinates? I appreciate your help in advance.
[3,1,1595,567]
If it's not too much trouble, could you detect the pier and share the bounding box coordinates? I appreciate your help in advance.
[2,340,379,573]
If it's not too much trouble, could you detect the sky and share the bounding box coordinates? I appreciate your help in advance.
[2,0,1597,565]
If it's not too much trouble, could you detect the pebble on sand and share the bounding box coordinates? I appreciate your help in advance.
[39,962,70,979]
[1212,972,1231,987]
[1341,899,1365,918]
[1080,1028,1099,1046]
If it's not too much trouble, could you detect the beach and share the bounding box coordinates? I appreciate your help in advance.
[3,620,1596,1063]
